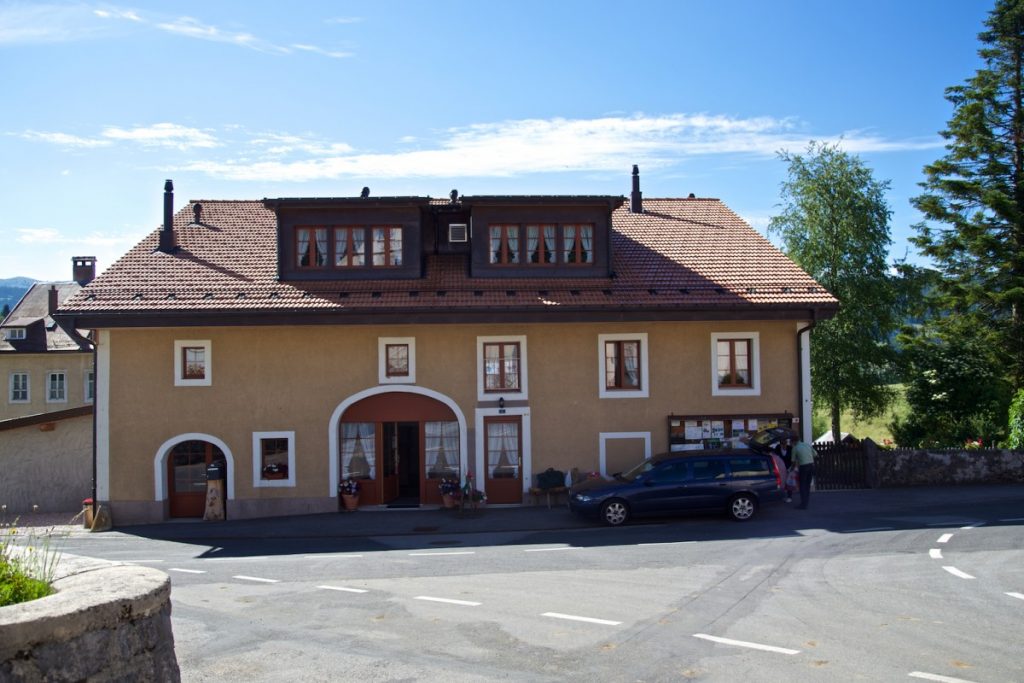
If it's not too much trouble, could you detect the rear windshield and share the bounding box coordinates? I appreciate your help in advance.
[728,457,771,477]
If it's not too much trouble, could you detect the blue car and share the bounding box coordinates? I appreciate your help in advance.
[568,451,785,525]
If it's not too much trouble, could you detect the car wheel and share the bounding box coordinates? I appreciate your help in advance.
[729,494,757,521]
[601,499,630,526]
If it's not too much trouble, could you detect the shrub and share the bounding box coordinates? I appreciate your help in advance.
[1009,388,1024,450]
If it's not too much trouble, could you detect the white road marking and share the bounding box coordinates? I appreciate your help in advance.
[303,554,364,559]
[414,596,481,606]
[937,533,953,544]
[929,549,943,559]
[845,527,894,533]
[638,541,696,546]
[693,633,799,655]
[942,566,975,579]
[543,612,622,626]
[524,546,581,552]
[1006,592,1024,601]
[233,575,279,583]
[408,551,476,557]
[318,585,368,593]
[169,568,206,574]
[909,671,979,682]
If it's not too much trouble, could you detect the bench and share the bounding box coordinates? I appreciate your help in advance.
[529,485,568,508]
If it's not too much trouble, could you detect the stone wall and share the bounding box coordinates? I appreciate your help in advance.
[866,440,1024,487]
[0,552,180,681]
[0,409,92,514]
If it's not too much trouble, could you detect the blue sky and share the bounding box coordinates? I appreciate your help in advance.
[0,0,992,281]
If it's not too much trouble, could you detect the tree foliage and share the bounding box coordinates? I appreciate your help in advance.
[769,142,899,441]
[910,0,1024,393]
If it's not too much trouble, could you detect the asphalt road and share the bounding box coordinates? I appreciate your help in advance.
[51,486,1024,682]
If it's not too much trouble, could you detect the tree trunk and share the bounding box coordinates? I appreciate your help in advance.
[830,402,842,444]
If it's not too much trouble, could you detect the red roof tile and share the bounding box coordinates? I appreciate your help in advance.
[58,197,837,320]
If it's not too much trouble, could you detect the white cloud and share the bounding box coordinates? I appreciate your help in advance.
[290,43,353,59]
[154,16,290,54]
[0,4,103,44]
[16,228,62,244]
[177,113,944,183]
[20,131,111,148]
[101,123,220,150]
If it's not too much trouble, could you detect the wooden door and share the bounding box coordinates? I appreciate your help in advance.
[168,440,223,518]
[484,416,523,504]
[380,422,400,503]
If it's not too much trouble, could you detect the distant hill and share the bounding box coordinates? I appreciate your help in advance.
[0,277,37,317]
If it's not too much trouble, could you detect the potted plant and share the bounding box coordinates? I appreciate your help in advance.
[438,477,459,509]
[338,478,361,511]
[457,472,487,512]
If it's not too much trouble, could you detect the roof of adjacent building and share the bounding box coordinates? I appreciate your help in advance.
[57,196,838,326]
[1,282,91,352]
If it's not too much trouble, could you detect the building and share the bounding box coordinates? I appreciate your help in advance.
[56,169,837,524]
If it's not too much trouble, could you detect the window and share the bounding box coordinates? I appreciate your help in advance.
[489,224,520,264]
[483,342,520,392]
[378,337,416,384]
[334,227,366,267]
[728,457,770,478]
[4,328,26,341]
[85,369,95,402]
[252,431,295,487]
[341,423,376,480]
[296,227,329,268]
[386,344,409,377]
[46,371,66,403]
[563,224,594,264]
[526,224,556,264]
[711,332,761,396]
[425,421,460,480]
[372,227,403,266]
[605,340,641,390]
[477,335,528,400]
[9,372,29,403]
[174,340,212,387]
[484,416,520,479]
[598,333,649,399]
[717,339,752,388]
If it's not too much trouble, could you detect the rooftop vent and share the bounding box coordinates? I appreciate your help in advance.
[158,180,177,253]
[72,256,96,286]
[630,165,643,214]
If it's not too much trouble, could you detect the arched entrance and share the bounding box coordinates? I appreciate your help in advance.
[333,389,465,507]
[167,439,226,518]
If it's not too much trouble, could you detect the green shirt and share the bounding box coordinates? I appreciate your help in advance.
[792,440,816,466]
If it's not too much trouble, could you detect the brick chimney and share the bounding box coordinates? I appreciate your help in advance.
[630,165,643,213]
[48,285,59,315]
[72,256,96,285]
[158,179,177,253]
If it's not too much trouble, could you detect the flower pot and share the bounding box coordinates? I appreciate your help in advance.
[441,493,456,509]
[341,493,359,511]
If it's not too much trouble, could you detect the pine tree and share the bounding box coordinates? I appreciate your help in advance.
[770,142,899,442]
[911,0,1024,392]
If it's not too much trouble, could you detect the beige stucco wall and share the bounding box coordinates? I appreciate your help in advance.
[0,351,94,421]
[102,320,803,522]
[0,413,92,514]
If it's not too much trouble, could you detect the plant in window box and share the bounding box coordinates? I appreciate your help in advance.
[262,463,288,479]
[338,478,361,511]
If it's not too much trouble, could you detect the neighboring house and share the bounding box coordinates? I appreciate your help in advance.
[56,169,838,525]
[1,257,96,420]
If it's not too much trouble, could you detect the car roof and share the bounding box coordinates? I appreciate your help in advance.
[651,449,770,462]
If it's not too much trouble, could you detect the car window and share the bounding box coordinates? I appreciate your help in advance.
[620,458,658,481]
[647,461,689,484]
[728,457,770,477]
[690,459,727,481]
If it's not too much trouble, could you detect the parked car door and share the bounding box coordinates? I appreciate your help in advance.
[630,460,691,514]
[680,457,729,508]
[725,455,776,496]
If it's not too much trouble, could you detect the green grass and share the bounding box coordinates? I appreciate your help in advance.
[813,384,909,444]
[0,520,61,606]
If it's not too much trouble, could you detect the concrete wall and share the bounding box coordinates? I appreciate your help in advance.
[0,412,91,514]
[0,552,180,681]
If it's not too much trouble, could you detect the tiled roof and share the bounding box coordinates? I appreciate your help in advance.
[58,197,837,320]
[1,282,89,352]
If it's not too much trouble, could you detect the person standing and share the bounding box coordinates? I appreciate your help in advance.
[791,435,816,509]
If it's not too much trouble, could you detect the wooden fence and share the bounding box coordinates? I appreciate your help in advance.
[812,441,869,490]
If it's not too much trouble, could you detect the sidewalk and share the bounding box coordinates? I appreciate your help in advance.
[6,484,1022,541]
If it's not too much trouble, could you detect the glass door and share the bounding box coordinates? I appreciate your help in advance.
[484,416,523,504]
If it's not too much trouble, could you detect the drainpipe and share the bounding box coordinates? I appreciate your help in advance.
[797,314,817,443]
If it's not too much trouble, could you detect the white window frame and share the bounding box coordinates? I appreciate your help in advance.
[9,372,29,403]
[252,431,296,488]
[46,370,67,403]
[378,337,416,384]
[174,339,212,387]
[476,335,528,402]
[4,328,26,341]
[84,369,95,403]
[598,332,649,399]
[598,431,652,478]
[711,331,761,397]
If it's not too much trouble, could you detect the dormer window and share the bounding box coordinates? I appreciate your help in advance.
[564,224,594,264]
[296,227,328,268]
[372,227,403,266]
[489,225,521,265]
[488,223,594,266]
[334,227,366,267]
[527,224,556,264]
[298,225,403,269]
[4,328,26,341]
